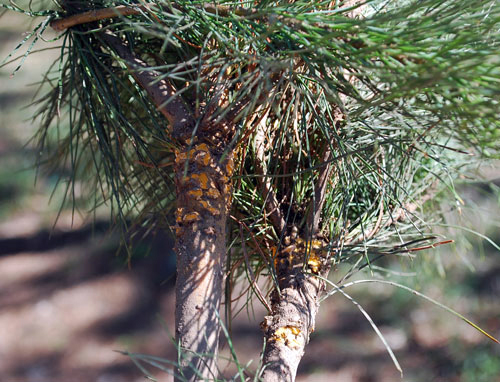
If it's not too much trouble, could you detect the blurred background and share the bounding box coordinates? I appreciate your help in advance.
[1,10,499,382]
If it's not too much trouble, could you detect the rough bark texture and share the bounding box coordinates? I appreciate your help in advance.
[260,238,331,382]
[173,135,234,382]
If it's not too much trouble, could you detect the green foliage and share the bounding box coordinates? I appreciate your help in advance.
[2,0,500,314]
[461,345,500,382]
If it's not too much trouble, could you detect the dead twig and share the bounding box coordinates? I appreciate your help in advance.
[239,226,273,313]
[306,147,335,237]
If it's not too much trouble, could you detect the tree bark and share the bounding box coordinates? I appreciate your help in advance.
[174,138,234,382]
[260,238,331,382]
[99,31,235,381]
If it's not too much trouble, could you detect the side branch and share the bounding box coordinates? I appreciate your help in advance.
[50,3,255,31]
[100,32,194,136]
[51,5,147,31]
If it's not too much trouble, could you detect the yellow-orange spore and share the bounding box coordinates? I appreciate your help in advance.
[195,151,211,166]
[313,239,323,249]
[175,149,194,164]
[187,189,203,199]
[191,173,210,189]
[206,187,220,199]
[175,226,183,236]
[176,207,185,223]
[307,253,321,274]
[199,200,220,216]
[223,184,231,197]
[183,212,201,223]
[225,157,234,176]
[270,326,302,349]
[195,143,209,153]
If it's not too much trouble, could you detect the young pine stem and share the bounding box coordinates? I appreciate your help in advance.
[260,241,332,382]
[260,3,365,379]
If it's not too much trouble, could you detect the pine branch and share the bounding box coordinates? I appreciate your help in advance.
[100,32,194,138]
[50,5,148,31]
[50,3,255,32]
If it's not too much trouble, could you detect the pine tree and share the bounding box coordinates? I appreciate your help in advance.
[2,0,500,381]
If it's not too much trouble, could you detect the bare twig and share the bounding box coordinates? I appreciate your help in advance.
[254,107,287,235]
[239,226,273,313]
[306,147,335,236]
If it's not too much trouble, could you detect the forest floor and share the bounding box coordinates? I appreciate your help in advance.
[1,10,499,382]
[0,205,499,382]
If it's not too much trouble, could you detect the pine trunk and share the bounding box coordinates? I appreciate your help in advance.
[173,139,234,382]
